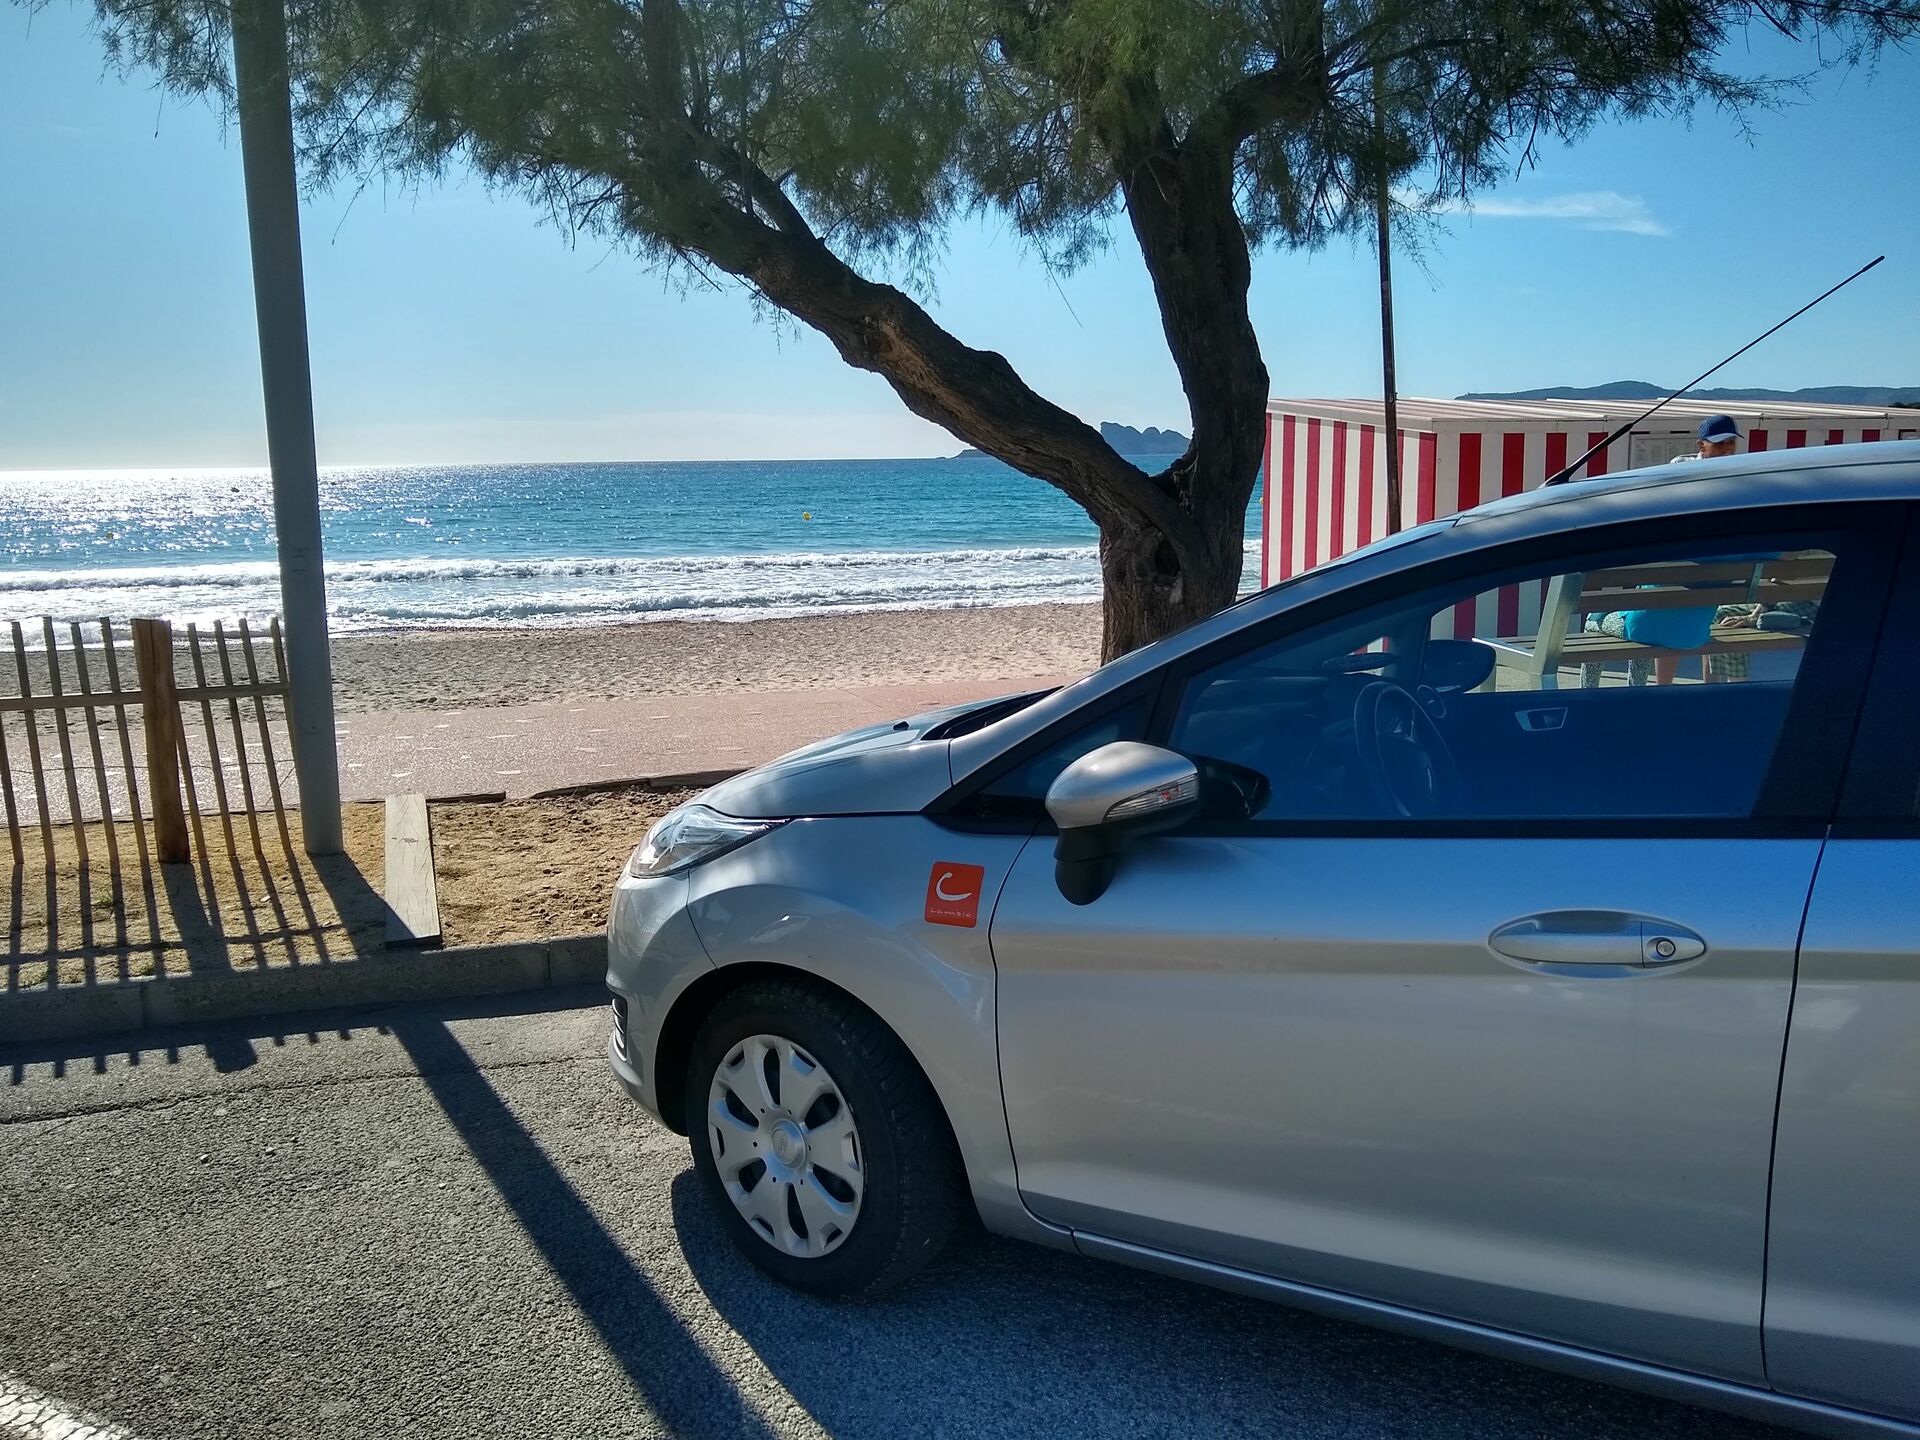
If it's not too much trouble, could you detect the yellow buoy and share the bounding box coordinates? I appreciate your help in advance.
[802,511,812,520]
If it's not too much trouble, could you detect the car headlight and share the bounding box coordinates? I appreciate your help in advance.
[626,804,785,879]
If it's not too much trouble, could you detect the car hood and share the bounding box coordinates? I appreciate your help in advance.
[695,694,1008,818]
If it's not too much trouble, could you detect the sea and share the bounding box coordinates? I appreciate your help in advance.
[0,458,1263,636]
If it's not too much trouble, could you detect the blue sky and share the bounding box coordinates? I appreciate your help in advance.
[3,4,1917,468]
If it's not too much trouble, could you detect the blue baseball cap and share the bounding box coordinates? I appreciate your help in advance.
[1698,414,1743,444]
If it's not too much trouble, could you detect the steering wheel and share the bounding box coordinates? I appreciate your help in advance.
[1351,680,1466,818]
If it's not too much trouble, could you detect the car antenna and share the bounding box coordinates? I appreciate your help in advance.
[1542,255,1886,487]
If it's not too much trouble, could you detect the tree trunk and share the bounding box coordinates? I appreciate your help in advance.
[1081,83,1275,660]
[1097,508,1242,660]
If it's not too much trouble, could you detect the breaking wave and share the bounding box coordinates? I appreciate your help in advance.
[0,543,1267,633]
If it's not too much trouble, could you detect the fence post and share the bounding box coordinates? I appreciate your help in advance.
[132,618,189,864]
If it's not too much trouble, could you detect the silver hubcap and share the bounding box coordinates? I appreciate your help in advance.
[707,1034,864,1258]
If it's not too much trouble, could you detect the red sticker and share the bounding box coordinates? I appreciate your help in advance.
[924,862,987,928]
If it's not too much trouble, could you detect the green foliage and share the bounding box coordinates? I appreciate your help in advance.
[47,0,1920,648]
[73,0,1919,281]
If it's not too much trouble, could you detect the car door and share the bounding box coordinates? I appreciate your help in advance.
[1765,510,1920,1422]
[987,504,1899,1386]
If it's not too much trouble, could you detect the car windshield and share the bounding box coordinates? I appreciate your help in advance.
[1084,516,1455,676]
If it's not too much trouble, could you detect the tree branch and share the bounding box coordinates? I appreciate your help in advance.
[734,222,1197,548]
[1186,51,1326,160]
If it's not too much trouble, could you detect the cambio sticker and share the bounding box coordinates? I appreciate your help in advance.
[924,862,987,927]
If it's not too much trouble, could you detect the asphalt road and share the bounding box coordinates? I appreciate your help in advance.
[1,993,1794,1440]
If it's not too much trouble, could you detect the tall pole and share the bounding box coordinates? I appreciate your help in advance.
[1373,62,1402,534]
[232,0,342,854]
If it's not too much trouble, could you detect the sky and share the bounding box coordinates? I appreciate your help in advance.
[3,5,1918,469]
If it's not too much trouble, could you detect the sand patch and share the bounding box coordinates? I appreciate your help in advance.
[427,788,690,946]
[327,602,1101,712]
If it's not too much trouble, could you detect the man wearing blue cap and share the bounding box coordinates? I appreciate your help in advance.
[1670,414,1743,461]
[1586,415,1749,684]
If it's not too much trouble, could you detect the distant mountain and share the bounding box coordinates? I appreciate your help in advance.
[1461,381,1920,407]
[1098,422,1189,453]
[954,421,1190,460]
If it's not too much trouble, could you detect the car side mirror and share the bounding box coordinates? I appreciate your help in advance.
[1045,742,1199,905]
[1422,638,1497,694]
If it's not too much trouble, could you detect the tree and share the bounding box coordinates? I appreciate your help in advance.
[75,0,1920,656]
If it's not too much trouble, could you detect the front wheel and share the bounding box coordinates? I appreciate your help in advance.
[685,977,964,1298]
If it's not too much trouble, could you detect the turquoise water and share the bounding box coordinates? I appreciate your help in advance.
[0,457,1263,632]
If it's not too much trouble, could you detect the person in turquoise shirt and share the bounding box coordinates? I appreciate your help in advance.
[1582,416,1742,685]
[1581,602,1716,686]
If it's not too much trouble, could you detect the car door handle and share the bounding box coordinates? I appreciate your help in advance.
[1489,913,1707,970]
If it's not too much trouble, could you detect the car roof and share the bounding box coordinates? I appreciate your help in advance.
[946,440,1920,787]
[1458,437,1920,525]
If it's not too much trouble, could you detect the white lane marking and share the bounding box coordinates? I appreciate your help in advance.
[0,1375,137,1440]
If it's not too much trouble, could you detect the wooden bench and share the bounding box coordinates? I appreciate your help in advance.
[1487,555,1829,689]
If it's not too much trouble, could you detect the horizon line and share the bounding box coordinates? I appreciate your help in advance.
[0,448,1205,477]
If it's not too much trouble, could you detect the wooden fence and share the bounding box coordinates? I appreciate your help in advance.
[2,616,293,870]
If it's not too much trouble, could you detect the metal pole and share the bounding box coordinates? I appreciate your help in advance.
[1373,62,1402,534]
[231,0,342,854]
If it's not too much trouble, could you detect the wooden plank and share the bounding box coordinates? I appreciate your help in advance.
[237,617,292,844]
[0,690,140,715]
[185,623,239,839]
[1530,572,1581,689]
[0,681,287,714]
[10,620,55,868]
[1493,628,1807,668]
[1572,579,1828,613]
[69,622,125,944]
[1581,556,1833,588]
[383,793,442,949]
[174,703,213,874]
[213,621,262,817]
[1555,632,1806,661]
[131,618,189,864]
[0,673,18,867]
[99,620,152,864]
[269,616,288,692]
[41,620,89,867]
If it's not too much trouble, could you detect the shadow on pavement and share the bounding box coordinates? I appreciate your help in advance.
[1,986,595,1087]
[391,1015,780,1440]
[668,1173,1791,1440]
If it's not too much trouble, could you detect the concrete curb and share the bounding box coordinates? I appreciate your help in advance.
[2,932,607,1045]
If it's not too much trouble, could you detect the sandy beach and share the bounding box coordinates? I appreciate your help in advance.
[10,601,1098,715]
[326,601,1103,713]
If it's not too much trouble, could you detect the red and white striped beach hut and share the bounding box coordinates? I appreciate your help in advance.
[1262,396,1920,591]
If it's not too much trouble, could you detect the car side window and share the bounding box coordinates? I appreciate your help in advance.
[1166,539,1840,822]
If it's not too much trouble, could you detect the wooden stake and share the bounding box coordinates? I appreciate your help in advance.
[101,619,157,949]
[9,620,55,869]
[238,617,292,843]
[186,624,240,850]
[213,621,261,816]
[383,793,442,949]
[131,618,189,863]
[100,621,151,855]
[41,619,90,872]
[70,622,125,944]
[0,679,19,868]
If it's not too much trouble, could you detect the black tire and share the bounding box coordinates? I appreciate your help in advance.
[684,976,965,1299]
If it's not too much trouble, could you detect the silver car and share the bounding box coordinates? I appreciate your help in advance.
[608,442,1920,1440]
